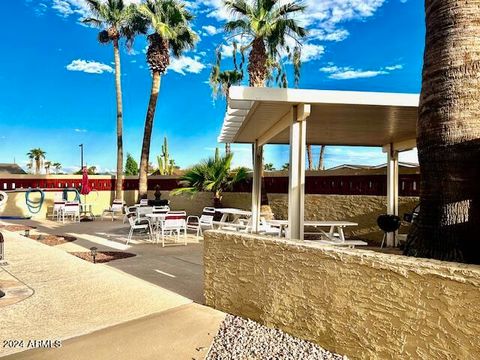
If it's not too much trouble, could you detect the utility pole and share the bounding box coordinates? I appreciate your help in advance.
[79,144,84,170]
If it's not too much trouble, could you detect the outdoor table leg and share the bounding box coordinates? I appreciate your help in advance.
[338,226,346,242]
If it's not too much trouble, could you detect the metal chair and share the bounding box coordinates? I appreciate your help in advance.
[187,207,215,236]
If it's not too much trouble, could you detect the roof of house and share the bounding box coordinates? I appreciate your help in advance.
[0,163,27,174]
[327,162,419,171]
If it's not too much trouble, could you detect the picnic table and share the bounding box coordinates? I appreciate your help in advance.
[267,220,366,247]
[214,208,269,232]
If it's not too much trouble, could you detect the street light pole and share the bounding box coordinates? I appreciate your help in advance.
[79,144,84,170]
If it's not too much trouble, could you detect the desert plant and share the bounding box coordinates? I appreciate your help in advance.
[156,137,176,175]
[171,151,247,207]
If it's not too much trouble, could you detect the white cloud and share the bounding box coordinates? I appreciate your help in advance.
[196,0,386,44]
[51,0,142,19]
[299,43,325,62]
[320,63,403,80]
[66,59,114,74]
[74,128,87,133]
[385,64,403,71]
[309,29,349,42]
[201,25,222,36]
[169,56,206,75]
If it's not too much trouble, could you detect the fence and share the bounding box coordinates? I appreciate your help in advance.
[0,174,420,197]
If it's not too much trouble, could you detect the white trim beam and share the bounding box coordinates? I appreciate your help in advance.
[251,142,263,233]
[288,105,308,240]
[382,139,416,153]
[386,144,399,247]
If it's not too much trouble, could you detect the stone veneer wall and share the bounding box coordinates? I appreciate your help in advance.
[204,231,480,360]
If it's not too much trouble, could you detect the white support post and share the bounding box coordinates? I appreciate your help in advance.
[288,105,309,240]
[386,144,399,247]
[251,141,263,233]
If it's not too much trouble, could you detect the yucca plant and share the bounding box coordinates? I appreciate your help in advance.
[137,0,198,199]
[171,152,247,207]
[82,0,147,200]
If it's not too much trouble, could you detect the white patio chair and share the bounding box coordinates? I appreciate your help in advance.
[62,202,80,223]
[160,211,187,247]
[123,205,137,224]
[126,214,153,245]
[153,205,170,213]
[136,206,154,220]
[102,200,124,221]
[187,207,215,236]
[52,201,66,221]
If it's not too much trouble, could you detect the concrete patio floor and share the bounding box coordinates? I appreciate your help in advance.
[0,219,225,358]
[2,218,205,303]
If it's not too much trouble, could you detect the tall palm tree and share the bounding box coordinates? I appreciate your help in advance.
[318,145,326,170]
[137,0,198,199]
[224,0,307,87]
[44,161,52,175]
[223,0,307,214]
[52,162,62,174]
[210,42,244,155]
[306,144,313,170]
[404,0,480,264]
[26,148,46,175]
[83,0,146,200]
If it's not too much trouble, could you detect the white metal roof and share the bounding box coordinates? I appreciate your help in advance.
[218,86,420,147]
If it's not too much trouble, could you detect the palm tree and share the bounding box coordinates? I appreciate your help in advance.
[26,148,46,175]
[137,0,198,200]
[211,42,244,155]
[404,0,480,264]
[224,0,307,87]
[83,0,146,201]
[172,151,247,207]
[52,162,62,174]
[264,163,275,171]
[223,0,307,215]
[44,161,52,175]
[307,145,313,170]
[318,145,326,170]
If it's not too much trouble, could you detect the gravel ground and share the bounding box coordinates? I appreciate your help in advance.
[207,315,348,360]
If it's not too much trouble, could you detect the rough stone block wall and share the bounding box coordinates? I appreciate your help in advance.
[204,231,480,360]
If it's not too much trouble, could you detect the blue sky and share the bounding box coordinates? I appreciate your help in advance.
[0,0,424,173]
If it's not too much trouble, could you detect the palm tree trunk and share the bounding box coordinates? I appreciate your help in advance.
[307,144,313,170]
[139,72,162,199]
[225,143,231,155]
[113,39,124,201]
[318,145,326,170]
[248,37,267,87]
[404,0,480,264]
[36,159,40,175]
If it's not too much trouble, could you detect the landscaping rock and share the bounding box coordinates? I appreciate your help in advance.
[207,314,348,360]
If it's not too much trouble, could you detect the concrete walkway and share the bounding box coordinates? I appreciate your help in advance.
[0,230,192,357]
[4,303,225,360]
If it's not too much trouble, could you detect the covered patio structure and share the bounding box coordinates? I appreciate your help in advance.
[218,86,419,246]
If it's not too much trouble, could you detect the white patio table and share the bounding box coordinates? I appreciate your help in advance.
[145,213,166,243]
[267,220,360,242]
[214,208,269,231]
